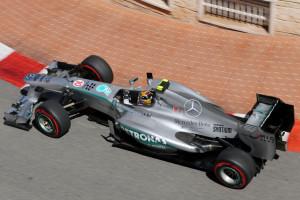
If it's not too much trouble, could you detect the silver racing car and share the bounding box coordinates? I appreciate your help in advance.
[3,55,295,189]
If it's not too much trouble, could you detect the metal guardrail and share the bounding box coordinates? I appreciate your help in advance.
[202,0,270,26]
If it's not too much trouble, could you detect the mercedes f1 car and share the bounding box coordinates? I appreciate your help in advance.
[3,55,295,189]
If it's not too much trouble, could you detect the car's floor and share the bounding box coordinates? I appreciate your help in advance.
[1,79,300,200]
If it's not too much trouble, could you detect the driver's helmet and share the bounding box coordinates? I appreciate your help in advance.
[138,90,154,106]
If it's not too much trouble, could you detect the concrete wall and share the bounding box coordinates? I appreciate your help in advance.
[112,0,198,20]
[112,0,300,36]
[170,0,198,21]
[276,0,300,35]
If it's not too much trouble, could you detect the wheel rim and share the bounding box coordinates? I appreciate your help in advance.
[219,166,241,186]
[38,114,55,133]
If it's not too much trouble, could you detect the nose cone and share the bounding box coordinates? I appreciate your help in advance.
[287,120,300,152]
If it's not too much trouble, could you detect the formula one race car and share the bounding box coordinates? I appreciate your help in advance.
[3,55,295,189]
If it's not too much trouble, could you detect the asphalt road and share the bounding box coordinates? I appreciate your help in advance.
[0,79,300,200]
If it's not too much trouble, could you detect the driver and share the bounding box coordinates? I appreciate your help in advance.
[138,90,155,106]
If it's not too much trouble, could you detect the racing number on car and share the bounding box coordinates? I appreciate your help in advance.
[260,135,275,143]
[73,80,85,87]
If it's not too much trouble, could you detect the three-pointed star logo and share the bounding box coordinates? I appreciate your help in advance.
[184,99,203,118]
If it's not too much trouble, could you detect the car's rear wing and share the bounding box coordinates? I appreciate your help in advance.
[238,94,295,159]
[246,94,294,134]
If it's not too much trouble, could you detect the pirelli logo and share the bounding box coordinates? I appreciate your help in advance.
[213,124,232,134]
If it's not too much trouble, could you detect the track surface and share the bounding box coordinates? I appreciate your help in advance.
[1,80,300,199]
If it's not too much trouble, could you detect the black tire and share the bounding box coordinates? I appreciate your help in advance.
[213,148,256,189]
[81,55,113,83]
[34,100,71,138]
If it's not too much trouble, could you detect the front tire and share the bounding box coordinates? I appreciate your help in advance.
[34,100,71,138]
[213,148,256,189]
[81,55,113,83]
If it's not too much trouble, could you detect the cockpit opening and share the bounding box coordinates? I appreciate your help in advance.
[114,89,155,107]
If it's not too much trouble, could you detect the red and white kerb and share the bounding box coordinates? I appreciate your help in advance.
[0,42,14,61]
[0,42,45,87]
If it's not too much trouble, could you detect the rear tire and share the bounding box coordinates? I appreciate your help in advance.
[34,100,70,138]
[213,147,256,189]
[81,55,113,83]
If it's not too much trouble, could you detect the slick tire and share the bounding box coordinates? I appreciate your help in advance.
[213,147,256,189]
[34,100,71,138]
[81,55,113,83]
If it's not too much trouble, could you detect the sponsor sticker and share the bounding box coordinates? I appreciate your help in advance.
[143,112,152,117]
[24,73,52,83]
[175,119,211,131]
[24,73,39,81]
[96,84,112,96]
[73,80,85,87]
[213,124,232,134]
[173,106,182,112]
[260,135,275,143]
[120,125,168,149]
